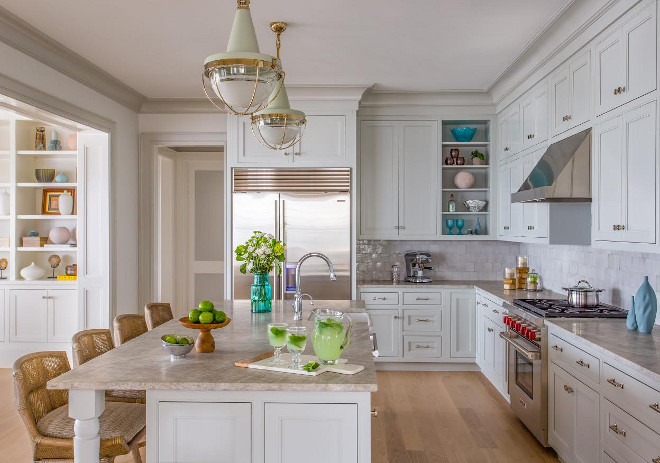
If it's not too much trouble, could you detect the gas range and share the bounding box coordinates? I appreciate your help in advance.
[513,298,628,319]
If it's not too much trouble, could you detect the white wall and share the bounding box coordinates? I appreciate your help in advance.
[0,41,139,316]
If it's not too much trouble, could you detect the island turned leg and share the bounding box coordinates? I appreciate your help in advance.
[69,389,105,463]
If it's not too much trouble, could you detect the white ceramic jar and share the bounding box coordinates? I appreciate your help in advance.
[20,262,45,280]
[58,190,73,215]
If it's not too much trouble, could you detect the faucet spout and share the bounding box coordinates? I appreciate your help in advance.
[293,252,336,320]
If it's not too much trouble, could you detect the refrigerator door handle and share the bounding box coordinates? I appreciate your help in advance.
[274,199,281,301]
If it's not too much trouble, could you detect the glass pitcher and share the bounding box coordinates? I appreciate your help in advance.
[311,308,353,365]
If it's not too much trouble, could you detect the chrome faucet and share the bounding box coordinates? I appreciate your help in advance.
[293,252,336,320]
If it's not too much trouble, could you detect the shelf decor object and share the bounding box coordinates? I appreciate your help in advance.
[55,173,69,183]
[48,227,71,245]
[450,127,477,142]
[445,219,455,235]
[42,188,76,215]
[178,316,232,353]
[463,199,487,212]
[35,169,55,183]
[35,127,46,150]
[235,230,285,313]
[47,130,62,151]
[632,276,657,334]
[58,190,74,215]
[66,133,77,151]
[20,262,45,280]
[251,22,306,151]
[470,149,485,165]
[47,254,61,279]
[202,0,284,115]
[453,171,475,189]
[0,257,7,279]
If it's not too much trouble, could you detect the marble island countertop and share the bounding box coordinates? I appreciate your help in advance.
[49,300,377,393]
[547,319,660,384]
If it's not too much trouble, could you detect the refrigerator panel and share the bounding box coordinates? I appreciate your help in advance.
[232,192,279,299]
[280,192,351,300]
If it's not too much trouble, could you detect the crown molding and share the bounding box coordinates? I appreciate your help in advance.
[0,5,146,113]
[285,85,372,103]
[361,91,494,107]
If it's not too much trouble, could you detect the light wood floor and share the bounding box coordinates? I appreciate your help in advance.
[1,368,556,462]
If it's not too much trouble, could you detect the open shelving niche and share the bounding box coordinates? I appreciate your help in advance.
[441,120,492,237]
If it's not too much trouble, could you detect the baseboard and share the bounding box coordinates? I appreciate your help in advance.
[375,362,481,372]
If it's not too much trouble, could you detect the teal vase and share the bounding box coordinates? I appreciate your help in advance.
[475,217,482,236]
[626,296,638,331]
[635,276,657,334]
[251,273,272,313]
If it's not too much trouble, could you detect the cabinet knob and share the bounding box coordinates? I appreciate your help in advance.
[649,403,660,413]
[614,88,619,95]
[487,327,494,332]
[283,151,291,156]
[609,424,626,437]
[371,408,378,417]
[504,226,510,230]
[294,151,301,156]
[504,147,510,151]
[607,378,624,389]
[519,398,527,409]
[576,359,590,368]
[563,384,574,393]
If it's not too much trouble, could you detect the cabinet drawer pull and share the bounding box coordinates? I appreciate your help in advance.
[650,403,660,413]
[399,226,406,229]
[415,297,430,301]
[503,225,510,230]
[415,318,433,322]
[607,378,624,389]
[415,344,432,349]
[482,303,488,308]
[504,147,510,151]
[609,424,626,437]
[652,457,660,463]
[620,86,626,93]
[551,345,563,352]
[576,359,590,368]
[563,385,574,393]
[519,398,527,409]
[372,297,387,301]
[393,315,401,320]
[393,226,399,229]
[487,327,494,332]
[492,309,499,314]
[371,408,378,417]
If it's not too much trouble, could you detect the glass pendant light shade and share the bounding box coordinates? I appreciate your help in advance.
[251,84,306,150]
[203,0,283,115]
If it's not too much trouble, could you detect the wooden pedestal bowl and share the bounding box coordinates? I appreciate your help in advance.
[178,316,232,353]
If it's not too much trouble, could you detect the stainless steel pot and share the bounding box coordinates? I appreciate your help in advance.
[562,280,605,307]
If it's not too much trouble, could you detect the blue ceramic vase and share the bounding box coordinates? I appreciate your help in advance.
[634,276,657,334]
[626,296,637,331]
[475,217,482,236]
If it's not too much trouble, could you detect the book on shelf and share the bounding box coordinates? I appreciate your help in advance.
[44,243,77,248]
[22,237,48,247]
[56,275,77,281]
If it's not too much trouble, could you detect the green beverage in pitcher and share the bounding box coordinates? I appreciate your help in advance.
[311,309,353,365]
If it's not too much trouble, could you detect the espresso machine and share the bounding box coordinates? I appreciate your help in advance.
[404,251,433,283]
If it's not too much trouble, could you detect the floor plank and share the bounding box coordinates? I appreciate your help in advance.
[0,368,556,462]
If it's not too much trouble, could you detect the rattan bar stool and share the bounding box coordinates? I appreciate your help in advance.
[113,314,148,346]
[71,329,146,404]
[144,302,173,330]
[12,351,145,463]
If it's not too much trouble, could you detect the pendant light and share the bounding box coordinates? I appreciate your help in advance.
[203,0,284,115]
[251,22,306,151]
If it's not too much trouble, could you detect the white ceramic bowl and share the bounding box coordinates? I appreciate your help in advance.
[454,171,475,189]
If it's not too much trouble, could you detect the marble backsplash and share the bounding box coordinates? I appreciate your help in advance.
[356,240,521,282]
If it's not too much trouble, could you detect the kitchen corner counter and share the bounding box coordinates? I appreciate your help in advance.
[546,319,660,384]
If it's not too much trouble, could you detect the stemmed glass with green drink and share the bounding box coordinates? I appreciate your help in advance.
[267,323,288,364]
[286,326,307,370]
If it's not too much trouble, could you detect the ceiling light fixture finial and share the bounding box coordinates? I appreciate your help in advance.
[237,0,250,9]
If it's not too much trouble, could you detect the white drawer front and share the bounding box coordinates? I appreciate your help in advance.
[602,399,660,463]
[403,309,443,333]
[549,333,600,384]
[360,292,399,305]
[403,336,442,358]
[603,362,660,435]
[402,292,443,305]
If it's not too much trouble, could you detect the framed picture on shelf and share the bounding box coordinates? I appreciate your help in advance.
[41,188,76,215]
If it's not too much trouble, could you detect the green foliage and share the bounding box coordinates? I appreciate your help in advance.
[235,231,286,275]
[470,149,485,160]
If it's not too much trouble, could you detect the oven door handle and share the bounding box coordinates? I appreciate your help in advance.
[499,332,541,360]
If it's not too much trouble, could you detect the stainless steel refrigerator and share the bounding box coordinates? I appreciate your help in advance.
[232,168,351,300]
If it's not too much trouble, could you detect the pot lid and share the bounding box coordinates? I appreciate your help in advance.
[562,279,605,293]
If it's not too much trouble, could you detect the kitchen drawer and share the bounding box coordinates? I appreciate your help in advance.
[403,335,443,359]
[602,362,660,435]
[402,308,443,333]
[402,292,443,306]
[480,301,507,327]
[549,333,600,384]
[602,399,660,463]
[360,292,399,305]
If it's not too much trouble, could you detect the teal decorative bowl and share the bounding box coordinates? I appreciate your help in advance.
[451,127,477,142]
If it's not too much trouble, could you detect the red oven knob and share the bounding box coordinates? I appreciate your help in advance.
[528,331,536,341]
[503,316,509,325]
[515,322,522,331]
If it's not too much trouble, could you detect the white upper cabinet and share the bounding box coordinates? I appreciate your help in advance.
[594,101,657,244]
[497,164,512,237]
[521,82,549,150]
[509,103,523,155]
[551,50,592,136]
[595,1,657,115]
[499,111,512,159]
[237,117,289,165]
[509,160,524,237]
[521,149,548,238]
[359,120,438,238]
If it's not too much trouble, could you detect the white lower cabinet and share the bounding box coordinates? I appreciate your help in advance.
[9,289,78,343]
[548,363,600,463]
[475,294,508,399]
[367,308,400,358]
[264,403,358,463]
[449,291,476,359]
[0,290,4,342]
[158,402,252,463]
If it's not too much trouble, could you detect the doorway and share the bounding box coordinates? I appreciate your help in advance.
[153,146,224,317]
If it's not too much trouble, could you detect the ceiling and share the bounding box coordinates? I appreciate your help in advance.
[0,0,574,99]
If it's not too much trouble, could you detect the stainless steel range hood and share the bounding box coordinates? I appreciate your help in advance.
[511,128,591,203]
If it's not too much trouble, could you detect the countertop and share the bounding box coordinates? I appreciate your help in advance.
[358,280,565,304]
[547,319,660,384]
[49,300,377,393]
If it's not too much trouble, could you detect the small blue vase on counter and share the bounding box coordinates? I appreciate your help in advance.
[626,296,638,331]
[634,276,657,334]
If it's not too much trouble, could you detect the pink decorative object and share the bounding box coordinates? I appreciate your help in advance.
[66,134,78,151]
[48,226,71,245]
[453,171,475,189]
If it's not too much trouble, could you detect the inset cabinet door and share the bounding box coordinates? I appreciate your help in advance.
[294,115,346,165]
[499,113,511,159]
[509,161,524,237]
[549,364,575,460]
[9,290,48,342]
[237,117,291,165]
[0,290,4,342]
[593,115,624,242]
[158,402,252,462]
[595,30,625,115]
[367,309,401,358]
[498,164,511,236]
[521,149,548,238]
[47,290,79,343]
[569,50,592,129]
[449,292,476,358]
[550,67,571,136]
[265,403,358,463]
[509,104,523,154]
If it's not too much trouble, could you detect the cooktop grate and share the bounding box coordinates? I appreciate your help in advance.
[513,299,628,318]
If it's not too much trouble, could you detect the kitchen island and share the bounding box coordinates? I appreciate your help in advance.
[48,300,376,463]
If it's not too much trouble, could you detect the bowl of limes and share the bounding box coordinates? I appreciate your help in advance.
[161,334,195,359]
[178,300,231,353]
